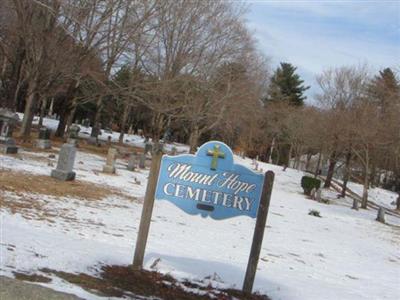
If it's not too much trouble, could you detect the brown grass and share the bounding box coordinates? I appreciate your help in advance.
[0,170,130,201]
[41,266,271,300]
[0,170,133,224]
[13,272,52,283]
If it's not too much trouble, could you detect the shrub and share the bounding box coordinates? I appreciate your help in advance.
[301,176,321,195]
[308,209,321,218]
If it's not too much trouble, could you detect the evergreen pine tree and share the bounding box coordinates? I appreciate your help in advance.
[368,68,399,113]
[267,62,309,106]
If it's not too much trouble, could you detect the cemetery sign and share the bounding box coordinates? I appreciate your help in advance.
[133,141,275,294]
[155,141,264,219]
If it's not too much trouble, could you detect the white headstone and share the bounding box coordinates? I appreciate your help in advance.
[103,148,117,174]
[315,189,322,202]
[127,153,136,171]
[376,207,385,223]
[51,144,76,180]
[139,152,146,169]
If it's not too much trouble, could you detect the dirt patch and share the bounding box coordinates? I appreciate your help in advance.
[0,170,129,201]
[13,271,52,283]
[42,266,271,300]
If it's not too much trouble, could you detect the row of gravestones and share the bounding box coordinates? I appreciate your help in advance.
[0,108,82,153]
[51,144,150,181]
[0,108,178,154]
[0,108,177,177]
[37,124,80,149]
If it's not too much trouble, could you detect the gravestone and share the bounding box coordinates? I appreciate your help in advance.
[254,161,259,171]
[0,108,19,154]
[352,198,359,210]
[36,127,51,149]
[315,188,322,202]
[310,187,317,200]
[88,124,101,145]
[144,141,152,154]
[51,144,76,181]
[163,128,172,143]
[67,124,80,146]
[104,127,113,134]
[128,125,133,135]
[103,148,117,174]
[310,188,316,200]
[170,146,177,156]
[82,118,90,127]
[139,152,146,169]
[376,207,385,223]
[127,153,137,171]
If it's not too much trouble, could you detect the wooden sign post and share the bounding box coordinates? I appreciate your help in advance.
[132,145,163,270]
[132,141,275,294]
[243,171,274,293]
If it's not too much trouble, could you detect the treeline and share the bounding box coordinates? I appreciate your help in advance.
[0,1,399,202]
[0,0,268,151]
[265,65,400,208]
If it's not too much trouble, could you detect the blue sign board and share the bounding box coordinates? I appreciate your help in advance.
[155,141,265,220]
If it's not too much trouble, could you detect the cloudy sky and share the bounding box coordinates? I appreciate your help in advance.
[246,0,400,102]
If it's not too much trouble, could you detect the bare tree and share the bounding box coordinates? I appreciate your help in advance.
[137,0,252,143]
[316,65,369,188]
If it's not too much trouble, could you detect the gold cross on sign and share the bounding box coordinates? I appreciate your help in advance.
[207,145,225,170]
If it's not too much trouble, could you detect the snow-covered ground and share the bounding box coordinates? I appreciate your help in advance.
[1,142,399,299]
[346,181,398,210]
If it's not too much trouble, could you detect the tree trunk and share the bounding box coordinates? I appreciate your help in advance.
[314,151,322,178]
[6,38,25,111]
[38,98,47,127]
[48,98,54,116]
[396,193,400,211]
[275,145,280,166]
[296,154,302,170]
[65,99,77,134]
[91,96,103,137]
[287,144,293,168]
[305,152,312,171]
[55,101,71,138]
[189,124,200,154]
[340,150,352,198]
[296,146,303,170]
[118,103,131,144]
[324,151,337,188]
[360,148,370,209]
[268,136,276,163]
[19,78,38,140]
[369,163,377,188]
[0,55,15,111]
[56,80,78,138]
[292,146,297,169]
[361,166,369,209]
[151,112,164,142]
